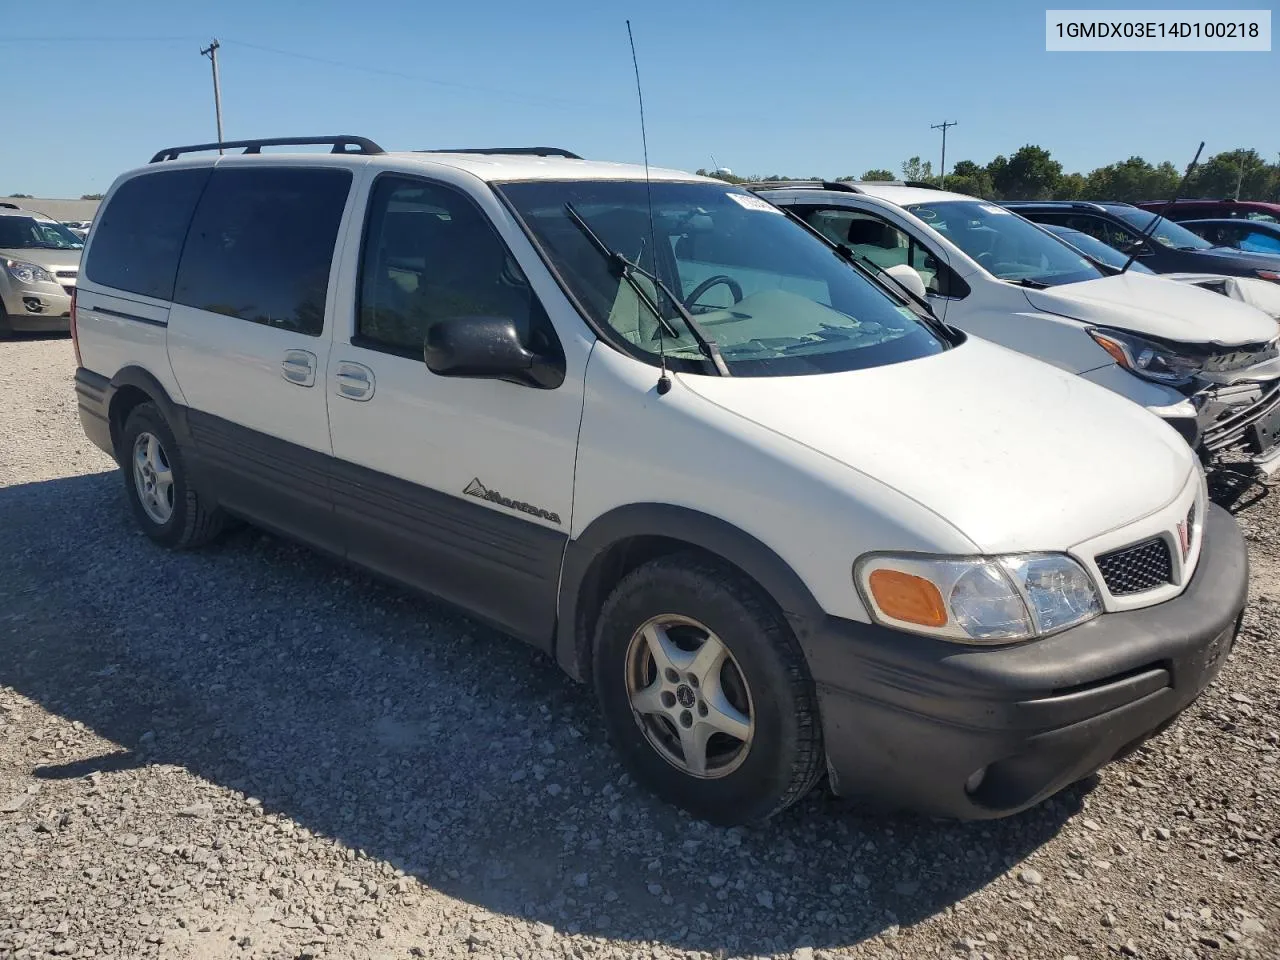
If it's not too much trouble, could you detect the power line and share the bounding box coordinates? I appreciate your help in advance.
[0,36,201,43]
[219,38,608,112]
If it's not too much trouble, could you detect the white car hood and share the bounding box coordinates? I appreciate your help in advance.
[1022,272,1279,346]
[1164,272,1280,321]
[680,338,1193,554]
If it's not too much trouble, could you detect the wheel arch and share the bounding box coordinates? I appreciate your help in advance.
[106,366,189,457]
[555,504,824,682]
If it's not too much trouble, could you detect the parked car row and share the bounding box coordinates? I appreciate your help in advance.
[68,138,1257,825]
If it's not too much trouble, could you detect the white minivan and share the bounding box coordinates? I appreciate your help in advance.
[753,182,1280,474]
[73,137,1248,824]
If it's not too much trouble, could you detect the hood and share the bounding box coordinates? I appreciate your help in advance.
[0,246,82,273]
[1021,271,1279,346]
[1165,273,1280,321]
[679,338,1193,554]
[1193,246,1280,270]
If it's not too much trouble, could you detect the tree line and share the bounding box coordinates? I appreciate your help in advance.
[697,145,1280,203]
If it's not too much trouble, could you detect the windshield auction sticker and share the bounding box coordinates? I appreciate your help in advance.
[1046,9,1270,50]
[727,192,784,214]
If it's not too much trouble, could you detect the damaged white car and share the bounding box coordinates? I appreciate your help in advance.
[752,182,1280,475]
[1039,222,1280,321]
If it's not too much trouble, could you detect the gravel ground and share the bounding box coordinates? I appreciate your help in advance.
[1,334,1277,960]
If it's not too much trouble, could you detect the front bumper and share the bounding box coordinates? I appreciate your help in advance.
[1197,380,1280,474]
[802,502,1247,819]
[0,281,72,331]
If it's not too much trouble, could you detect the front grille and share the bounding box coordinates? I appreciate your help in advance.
[1203,382,1280,454]
[1096,537,1173,596]
[55,269,77,279]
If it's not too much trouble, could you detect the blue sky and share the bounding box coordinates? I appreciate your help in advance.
[3,0,1276,197]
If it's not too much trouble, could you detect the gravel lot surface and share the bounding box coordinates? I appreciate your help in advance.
[1,334,1277,960]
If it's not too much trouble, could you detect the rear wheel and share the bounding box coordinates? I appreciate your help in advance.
[120,402,224,548]
[593,552,824,824]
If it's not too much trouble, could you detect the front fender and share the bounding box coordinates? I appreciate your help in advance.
[555,503,825,682]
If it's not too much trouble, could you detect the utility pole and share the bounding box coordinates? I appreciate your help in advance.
[200,39,224,152]
[931,120,957,186]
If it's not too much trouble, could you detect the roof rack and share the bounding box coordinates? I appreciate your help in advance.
[150,135,385,163]
[416,147,583,159]
[1002,200,1112,211]
[0,201,22,209]
[742,180,863,193]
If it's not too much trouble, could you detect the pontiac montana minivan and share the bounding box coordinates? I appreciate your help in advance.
[73,138,1248,823]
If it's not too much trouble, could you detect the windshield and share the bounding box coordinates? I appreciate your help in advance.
[1040,224,1156,274]
[904,200,1102,286]
[1105,206,1213,250]
[0,216,83,250]
[498,180,948,376]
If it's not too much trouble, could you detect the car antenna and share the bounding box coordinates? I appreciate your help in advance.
[626,19,672,396]
[1120,141,1204,274]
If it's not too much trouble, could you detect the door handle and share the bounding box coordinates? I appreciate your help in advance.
[335,361,375,401]
[281,350,317,387]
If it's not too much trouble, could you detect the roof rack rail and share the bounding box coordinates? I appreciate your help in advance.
[901,180,943,190]
[742,180,862,193]
[0,201,22,209]
[150,135,385,163]
[417,147,582,159]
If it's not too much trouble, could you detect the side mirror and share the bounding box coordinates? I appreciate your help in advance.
[1124,239,1150,256]
[424,316,564,389]
[884,263,928,299]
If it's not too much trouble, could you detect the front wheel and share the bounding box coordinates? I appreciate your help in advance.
[593,552,824,824]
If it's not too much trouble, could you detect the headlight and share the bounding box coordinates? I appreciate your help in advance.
[1088,327,1203,385]
[4,259,55,285]
[855,553,1101,643]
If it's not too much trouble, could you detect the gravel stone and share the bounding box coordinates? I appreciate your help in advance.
[1241,918,1266,938]
[0,336,1278,959]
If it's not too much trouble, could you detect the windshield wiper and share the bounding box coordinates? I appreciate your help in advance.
[1006,278,1049,289]
[563,203,729,376]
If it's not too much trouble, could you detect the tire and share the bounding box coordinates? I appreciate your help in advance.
[593,551,824,825]
[119,402,224,549]
[0,304,12,337]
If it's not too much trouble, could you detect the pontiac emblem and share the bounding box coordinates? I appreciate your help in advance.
[1176,519,1191,561]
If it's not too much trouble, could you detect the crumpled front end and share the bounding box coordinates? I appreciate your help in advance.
[1193,340,1280,474]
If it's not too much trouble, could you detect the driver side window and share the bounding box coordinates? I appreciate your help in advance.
[356,176,560,360]
[801,208,962,297]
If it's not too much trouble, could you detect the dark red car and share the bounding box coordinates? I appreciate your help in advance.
[1137,199,1280,223]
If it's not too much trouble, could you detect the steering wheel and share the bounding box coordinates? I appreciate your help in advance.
[683,275,744,312]
[975,251,995,267]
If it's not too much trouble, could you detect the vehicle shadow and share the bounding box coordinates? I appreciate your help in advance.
[0,330,70,342]
[0,470,1083,955]
[1210,465,1272,515]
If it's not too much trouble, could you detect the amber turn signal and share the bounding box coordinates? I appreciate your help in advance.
[866,569,947,627]
[1089,331,1130,368]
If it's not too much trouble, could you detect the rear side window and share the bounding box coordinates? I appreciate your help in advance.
[174,166,352,336]
[84,168,210,300]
